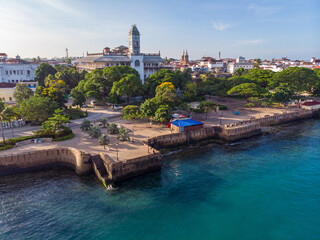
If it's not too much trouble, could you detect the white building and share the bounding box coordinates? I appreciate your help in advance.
[227,57,253,73]
[0,54,39,83]
[75,25,163,83]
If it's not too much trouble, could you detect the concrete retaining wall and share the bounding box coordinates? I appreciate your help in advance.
[100,151,162,183]
[0,147,92,177]
[148,127,216,149]
[216,123,262,142]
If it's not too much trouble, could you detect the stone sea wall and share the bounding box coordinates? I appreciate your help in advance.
[0,147,92,177]
[148,110,314,148]
[148,127,216,149]
[100,150,162,183]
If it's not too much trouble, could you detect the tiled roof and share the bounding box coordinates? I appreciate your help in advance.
[0,83,16,88]
[302,101,320,106]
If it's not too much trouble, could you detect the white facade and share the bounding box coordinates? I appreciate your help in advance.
[227,62,253,73]
[0,55,39,83]
[75,25,163,84]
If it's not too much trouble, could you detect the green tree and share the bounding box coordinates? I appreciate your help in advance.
[13,84,34,104]
[110,74,143,103]
[183,82,197,101]
[80,119,91,131]
[140,98,158,118]
[234,67,248,76]
[153,105,172,122]
[99,118,109,128]
[20,96,58,123]
[155,82,177,106]
[99,134,110,149]
[36,109,70,136]
[117,127,130,141]
[35,63,57,87]
[198,101,218,120]
[253,58,262,69]
[2,106,18,138]
[89,125,101,138]
[123,105,141,119]
[242,69,275,88]
[107,123,119,135]
[41,76,68,108]
[0,100,7,144]
[271,67,318,93]
[227,83,268,99]
[273,88,293,103]
[70,88,86,107]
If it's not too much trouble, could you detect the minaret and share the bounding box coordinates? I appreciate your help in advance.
[129,24,140,54]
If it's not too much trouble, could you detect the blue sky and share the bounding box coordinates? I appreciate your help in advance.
[0,0,319,60]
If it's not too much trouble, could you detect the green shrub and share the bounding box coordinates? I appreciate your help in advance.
[123,105,141,119]
[218,104,227,110]
[89,126,102,138]
[107,123,119,135]
[53,133,75,141]
[0,136,34,146]
[0,145,14,151]
[67,107,88,120]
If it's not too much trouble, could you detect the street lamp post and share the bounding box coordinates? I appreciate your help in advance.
[147,137,150,153]
[132,128,134,143]
[219,113,223,126]
[116,142,119,161]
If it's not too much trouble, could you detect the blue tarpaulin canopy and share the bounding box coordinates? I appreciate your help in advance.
[171,119,203,127]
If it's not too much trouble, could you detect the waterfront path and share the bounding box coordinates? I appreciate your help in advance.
[1,107,159,161]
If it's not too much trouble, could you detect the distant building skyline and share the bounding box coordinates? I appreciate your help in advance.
[0,0,319,60]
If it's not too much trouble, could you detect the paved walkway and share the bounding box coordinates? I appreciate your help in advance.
[1,107,156,161]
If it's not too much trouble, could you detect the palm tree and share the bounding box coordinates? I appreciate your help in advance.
[99,118,108,128]
[0,101,7,144]
[88,126,101,138]
[99,134,110,149]
[117,127,130,141]
[107,123,119,135]
[3,107,18,138]
[80,119,91,131]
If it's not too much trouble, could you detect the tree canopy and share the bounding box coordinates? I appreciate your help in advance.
[13,84,34,104]
[35,63,57,87]
[227,83,268,99]
[19,96,58,123]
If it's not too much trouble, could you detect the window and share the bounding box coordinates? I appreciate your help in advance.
[13,70,16,74]
[135,60,140,67]
[2,97,5,101]
[6,70,8,75]
[10,71,12,75]
[9,97,12,101]
[27,70,30,75]
[16,80,18,83]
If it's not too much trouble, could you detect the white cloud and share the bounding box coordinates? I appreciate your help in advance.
[212,21,234,31]
[238,39,266,45]
[247,5,280,17]
[40,0,80,16]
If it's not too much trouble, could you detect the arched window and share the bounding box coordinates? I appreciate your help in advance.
[135,60,140,67]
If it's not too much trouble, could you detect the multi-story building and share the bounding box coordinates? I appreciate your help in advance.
[74,25,163,83]
[227,56,253,73]
[0,54,39,83]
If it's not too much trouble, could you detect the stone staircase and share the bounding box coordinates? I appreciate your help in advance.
[91,154,109,188]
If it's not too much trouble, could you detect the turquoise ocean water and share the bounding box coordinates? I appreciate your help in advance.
[1,120,320,240]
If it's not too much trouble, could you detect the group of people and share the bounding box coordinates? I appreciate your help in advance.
[1,119,25,129]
